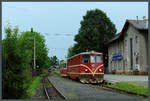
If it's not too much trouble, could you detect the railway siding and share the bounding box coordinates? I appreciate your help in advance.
[48,75,142,100]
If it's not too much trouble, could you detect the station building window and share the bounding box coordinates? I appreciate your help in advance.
[118,61,122,70]
[135,36,138,43]
[136,56,138,64]
[125,40,127,47]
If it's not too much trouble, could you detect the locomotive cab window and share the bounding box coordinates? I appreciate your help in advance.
[90,56,95,63]
[96,56,102,63]
[82,55,90,63]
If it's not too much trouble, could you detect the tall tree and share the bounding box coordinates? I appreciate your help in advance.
[73,9,116,54]
[50,56,59,67]
[2,25,29,99]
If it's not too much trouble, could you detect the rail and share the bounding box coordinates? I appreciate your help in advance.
[47,78,66,99]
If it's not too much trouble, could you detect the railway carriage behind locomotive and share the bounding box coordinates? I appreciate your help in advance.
[61,51,104,83]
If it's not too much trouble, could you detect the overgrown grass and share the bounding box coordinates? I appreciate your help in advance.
[105,82,148,96]
[26,73,49,98]
[23,73,48,98]
[39,73,48,77]
[26,76,41,98]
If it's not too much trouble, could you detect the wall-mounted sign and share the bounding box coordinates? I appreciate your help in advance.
[112,53,123,60]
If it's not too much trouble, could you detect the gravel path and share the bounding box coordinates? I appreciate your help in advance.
[48,75,144,100]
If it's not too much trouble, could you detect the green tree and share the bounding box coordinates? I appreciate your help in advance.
[2,25,30,99]
[74,9,116,54]
[67,46,76,58]
[19,31,51,74]
[50,56,59,67]
[2,25,51,99]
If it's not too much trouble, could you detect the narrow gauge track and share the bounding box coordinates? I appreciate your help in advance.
[42,76,66,100]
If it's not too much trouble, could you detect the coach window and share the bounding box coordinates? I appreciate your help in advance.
[82,55,90,63]
[96,56,102,63]
[90,56,95,63]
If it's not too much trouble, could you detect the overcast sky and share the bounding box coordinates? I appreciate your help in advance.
[2,2,148,60]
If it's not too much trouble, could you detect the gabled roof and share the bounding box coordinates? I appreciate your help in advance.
[106,19,148,45]
[129,20,148,29]
[120,19,148,37]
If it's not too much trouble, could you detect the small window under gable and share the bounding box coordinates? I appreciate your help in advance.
[135,36,138,43]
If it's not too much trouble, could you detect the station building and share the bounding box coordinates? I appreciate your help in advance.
[106,17,148,75]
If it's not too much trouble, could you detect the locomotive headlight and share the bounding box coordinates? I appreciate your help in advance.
[85,69,88,72]
[99,69,102,72]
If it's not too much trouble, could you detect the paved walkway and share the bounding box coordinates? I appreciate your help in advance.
[104,74,148,86]
[48,75,144,100]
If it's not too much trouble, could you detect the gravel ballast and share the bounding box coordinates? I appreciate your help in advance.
[48,75,144,100]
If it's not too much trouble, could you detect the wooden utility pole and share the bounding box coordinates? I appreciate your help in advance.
[34,28,36,71]
[31,28,36,76]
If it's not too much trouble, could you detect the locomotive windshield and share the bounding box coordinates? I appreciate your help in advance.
[82,55,102,63]
[96,56,102,63]
[90,56,95,63]
[82,55,90,63]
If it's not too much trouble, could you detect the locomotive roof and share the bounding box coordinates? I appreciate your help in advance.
[67,51,103,60]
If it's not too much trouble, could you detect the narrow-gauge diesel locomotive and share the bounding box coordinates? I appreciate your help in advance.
[60,51,104,83]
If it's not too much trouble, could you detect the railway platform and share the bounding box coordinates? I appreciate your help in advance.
[104,74,148,86]
[48,75,144,100]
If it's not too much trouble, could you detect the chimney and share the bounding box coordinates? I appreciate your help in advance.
[143,16,146,23]
[136,16,139,23]
[143,16,148,28]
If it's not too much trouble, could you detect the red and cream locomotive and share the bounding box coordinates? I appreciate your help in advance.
[60,51,104,83]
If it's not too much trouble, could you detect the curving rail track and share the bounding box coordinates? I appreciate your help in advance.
[42,76,66,100]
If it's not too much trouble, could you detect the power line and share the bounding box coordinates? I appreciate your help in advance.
[50,47,68,50]
[43,33,76,36]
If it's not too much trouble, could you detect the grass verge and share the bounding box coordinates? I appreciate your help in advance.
[26,76,41,98]
[22,73,49,98]
[104,82,148,96]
